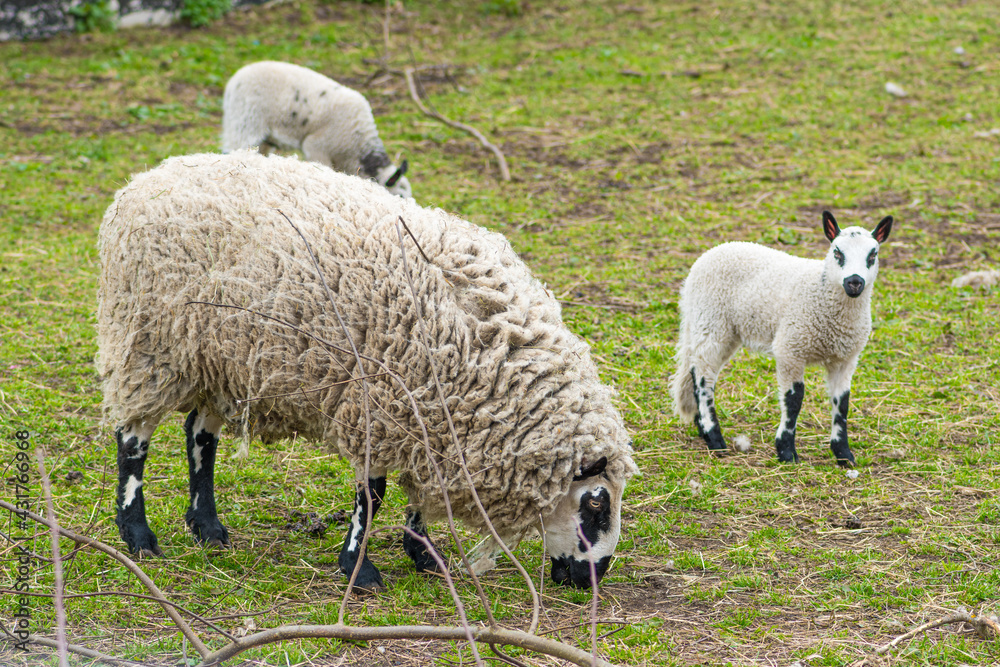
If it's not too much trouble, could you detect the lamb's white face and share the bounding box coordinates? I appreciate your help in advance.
[823,212,893,298]
[544,457,624,588]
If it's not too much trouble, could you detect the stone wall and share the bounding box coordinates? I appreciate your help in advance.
[0,0,266,40]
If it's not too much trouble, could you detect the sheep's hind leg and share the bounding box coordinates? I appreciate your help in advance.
[339,476,387,592]
[116,421,162,557]
[774,363,805,463]
[690,367,727,454]
[403,509,440,574]
[826,361,857,468]
[184,409,230,548]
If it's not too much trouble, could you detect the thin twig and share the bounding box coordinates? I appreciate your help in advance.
[273,209,377,612]
[402,67,511,181]
[0,500,211,657]
[35,447,69,667]
[395,218,542,634]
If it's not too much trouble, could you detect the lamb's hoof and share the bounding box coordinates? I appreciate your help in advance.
[776,450,799,464]
[415,560,441,575]
[135,545,164,558]
[835,456,856,469]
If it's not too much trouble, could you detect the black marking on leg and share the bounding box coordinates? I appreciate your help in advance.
[775,382,804,463]
[339,476,387,592]
[184,410,230,549]
[115,428,161,557]
[830,390,855,468]
[691,368,727,453]
[403,509,439,574]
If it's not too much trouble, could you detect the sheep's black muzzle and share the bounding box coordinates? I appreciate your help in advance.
[550,555,612,588]
[843,275,865,298]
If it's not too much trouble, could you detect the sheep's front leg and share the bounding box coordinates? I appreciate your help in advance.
[184,409,230,548]
[690,367,727,453]
[827,360,858,468]
[339,476,387,592]
[116,422,162,557]
[774,363,805,463]
[403,509,440,574]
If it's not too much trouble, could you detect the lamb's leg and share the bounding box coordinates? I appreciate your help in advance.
[774,363,806,463]
[338,475,387,592]
[115,422,162,557]
[690,367,728,453]
[403,509,440,574]
[184,409,230,548]
[826,361,857,468]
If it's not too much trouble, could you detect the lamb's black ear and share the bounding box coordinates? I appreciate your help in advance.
[872,215,893,243]
[573,456,608,481]
[385,160,408,187]
[822,211,840,242]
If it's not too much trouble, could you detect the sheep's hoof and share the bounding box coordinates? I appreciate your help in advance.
[189,518,231,549]
[135,545,164,558]
[348,572,386,596]
[835,457,855,469]
[120,524,163,558]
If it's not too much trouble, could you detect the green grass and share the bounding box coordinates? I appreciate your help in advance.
[2,0,1000,665]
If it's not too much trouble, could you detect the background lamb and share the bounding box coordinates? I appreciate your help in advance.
[221,60,412,198]
[670,211,894,467]
[97,151,637,592]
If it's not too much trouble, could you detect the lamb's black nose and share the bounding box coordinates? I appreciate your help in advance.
[843,275,865,297]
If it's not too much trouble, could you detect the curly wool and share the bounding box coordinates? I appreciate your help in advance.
[97,151,637,537]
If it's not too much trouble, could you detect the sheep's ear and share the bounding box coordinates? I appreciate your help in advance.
[573,456,608,481]
[385,160,408,187]
[822,211,840,242]
[872,215,893,243]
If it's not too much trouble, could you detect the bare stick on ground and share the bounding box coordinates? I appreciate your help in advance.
[874,610,1000,654]
[35,447,69,667]
[403,67,511,182]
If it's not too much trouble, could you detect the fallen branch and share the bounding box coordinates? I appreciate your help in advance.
[874,611,1000,654]
[197,623,616,667]
[402,66,511,182]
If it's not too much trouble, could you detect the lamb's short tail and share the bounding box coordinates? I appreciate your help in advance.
[670,331,697,423]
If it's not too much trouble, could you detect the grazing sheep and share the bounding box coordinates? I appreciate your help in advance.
[221,61,412,198]
[670,211,894,467]
[97,151,637,591]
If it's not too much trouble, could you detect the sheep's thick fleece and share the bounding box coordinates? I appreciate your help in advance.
[97,151,636,536]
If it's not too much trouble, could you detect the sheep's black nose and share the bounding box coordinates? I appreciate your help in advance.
[843,275,865,297]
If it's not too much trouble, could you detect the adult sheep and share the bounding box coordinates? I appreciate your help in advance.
[670,211,893,467]
[221,61,412,198]
[97,151,637,591]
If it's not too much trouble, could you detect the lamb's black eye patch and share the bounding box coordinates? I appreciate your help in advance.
[833,248,845,267]
[577,488,612,551]
[866,248,878,268]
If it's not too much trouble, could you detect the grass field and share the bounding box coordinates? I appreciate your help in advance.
[1,0,999,665]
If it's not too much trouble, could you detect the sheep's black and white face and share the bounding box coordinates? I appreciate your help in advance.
[545,456,623,588]
[377,161,413,199]
[823,211,893,299]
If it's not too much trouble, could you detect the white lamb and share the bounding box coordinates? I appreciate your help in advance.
[670,211,894,467]
[97,151,637,592]
[221,60,412,198]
